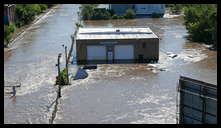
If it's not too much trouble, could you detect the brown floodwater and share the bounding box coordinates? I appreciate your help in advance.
[4,4,217,124]
[54,14,217,124]
[4,4,80,124]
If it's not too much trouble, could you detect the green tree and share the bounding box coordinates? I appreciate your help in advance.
[80,4,99,20]
[183,4,217,47]
[124,9,136,19]
[170,4,183,14]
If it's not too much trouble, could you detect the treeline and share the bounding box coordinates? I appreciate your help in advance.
[183,4,217,49]
[80,4,136,20]
[4,4,55,47]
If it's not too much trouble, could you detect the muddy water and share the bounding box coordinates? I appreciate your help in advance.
[4,5,217,124]
[54,16,217,123]
[4,4,80,124]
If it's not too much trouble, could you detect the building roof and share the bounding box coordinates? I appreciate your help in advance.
[76,27,159,40]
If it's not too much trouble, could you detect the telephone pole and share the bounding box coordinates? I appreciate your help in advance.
[57,53,62,98]
[65,46,69,85]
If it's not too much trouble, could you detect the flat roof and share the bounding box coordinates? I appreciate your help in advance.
[76,27,159,40]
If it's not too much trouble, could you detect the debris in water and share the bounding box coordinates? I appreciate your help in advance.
[166,52,178,58]
[83,64,97,70]
[73,67,88,80]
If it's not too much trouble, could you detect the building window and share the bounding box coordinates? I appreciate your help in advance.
[142,43,146,48]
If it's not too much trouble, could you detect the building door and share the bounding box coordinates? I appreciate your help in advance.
[87,46,106,62]
[107,51,113,63]
[107,46,113,63]
[114,45,134,63]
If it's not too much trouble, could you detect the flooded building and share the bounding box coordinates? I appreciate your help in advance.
[177,76,217,124]
[75,27,159,64]
[110,4,165,17]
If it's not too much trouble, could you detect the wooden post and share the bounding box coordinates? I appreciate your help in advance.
[57,53,62,98]
[65,46,69,85]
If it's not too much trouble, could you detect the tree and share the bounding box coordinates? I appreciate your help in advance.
[80,4,99,20]
[124,9,136,19]
[183,4,217,47]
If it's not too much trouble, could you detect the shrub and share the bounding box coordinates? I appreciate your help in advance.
[39,4,48,12]
[4,24,16,46]
[124,8,136,19]
[118,15,125,19]
[92,9,111,20]
[112,14,119,19]
[56,68,68,85]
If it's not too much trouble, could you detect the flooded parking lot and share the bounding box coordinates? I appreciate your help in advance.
[4,4,217,124]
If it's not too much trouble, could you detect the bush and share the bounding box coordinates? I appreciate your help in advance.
[4,24,16,46]
[112,14,119,19]
[124,9,136,19]
[118,15,124,19]
[92,9,111,20]
[56,68,69,85]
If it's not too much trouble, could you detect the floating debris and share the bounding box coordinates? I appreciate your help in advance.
[83,64,97,70]
[166,52,178,58]
[73,67,88,80]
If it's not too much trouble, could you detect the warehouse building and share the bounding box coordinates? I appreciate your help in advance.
[110,4,165,17]
[74,27,159,64]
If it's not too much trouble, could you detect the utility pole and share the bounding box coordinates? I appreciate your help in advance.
[57,53,62,98]
[65,46,69,85]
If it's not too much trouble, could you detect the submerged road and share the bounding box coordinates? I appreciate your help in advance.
[4,4,80,124]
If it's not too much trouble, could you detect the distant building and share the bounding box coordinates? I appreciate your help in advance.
[110,4,165,17]
[74,27,159,64]
[4,4,16,25]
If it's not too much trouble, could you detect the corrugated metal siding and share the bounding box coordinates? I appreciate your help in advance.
[178,76,217,124]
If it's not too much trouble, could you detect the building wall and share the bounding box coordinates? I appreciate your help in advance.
[4,4,16,24]
[75,38,159,64]
[110,4,134,15]
[135,4,165,15]
[110,4,165,16]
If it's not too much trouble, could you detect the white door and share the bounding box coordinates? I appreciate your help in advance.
[114,45,134,60]
[87,46,106,60]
